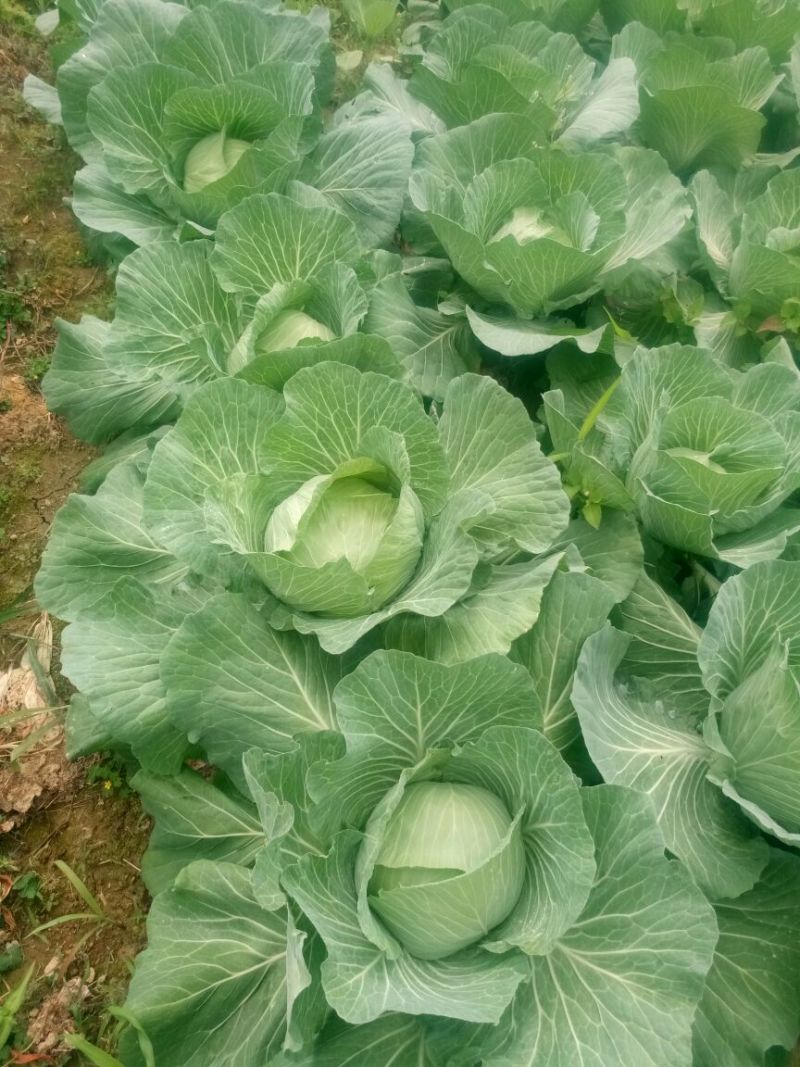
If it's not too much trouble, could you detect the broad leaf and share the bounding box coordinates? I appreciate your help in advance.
[43,315,180,445]
[121,861,320,1066]
[60,577,200,772]
[573,625,769,898]
[511,569,617,752]
[35,458,187,622]
[134,769,265,893]
[299,116,414,247]
[143,378,283,581]
[693,851,800,1067]
[161,592,348,782]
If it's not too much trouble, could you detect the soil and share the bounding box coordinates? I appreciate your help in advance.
[1,8,150,1063]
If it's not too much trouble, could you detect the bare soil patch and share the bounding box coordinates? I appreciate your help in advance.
[1,12,149,1063]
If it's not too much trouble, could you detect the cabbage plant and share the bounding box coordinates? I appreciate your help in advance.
[27,0,334,243]
[613,24,783,173]
[24,0,417,249]
[41,189,432,445]
[602,0,800,62]
[545,343,800,566]
[126,363,570,656]
[408,115,690,318]
[574,559,800,882]
[692,165,800,333]
[34,358,587,770]
[408,6,639,145]
[118,651,723,1067]
[700,561,800,846]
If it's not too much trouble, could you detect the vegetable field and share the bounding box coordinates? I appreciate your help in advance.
[2,0,800,1063]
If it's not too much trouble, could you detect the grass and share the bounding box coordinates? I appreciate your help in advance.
[28,860,112,940]
[0,966,35,1057]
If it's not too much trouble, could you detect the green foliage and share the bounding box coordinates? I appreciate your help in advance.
[11,871,43,904]
[21,0,800,1064]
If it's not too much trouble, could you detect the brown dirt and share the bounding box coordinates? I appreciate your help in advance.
[1,10,149,1064]
[2,778,151,1061]
[0,376,92,636]
[0,3,109,630]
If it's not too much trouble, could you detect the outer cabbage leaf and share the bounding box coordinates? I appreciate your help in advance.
[35,456,188,621]
[59,577,205,772]
[442,785,718,1067]
[297,115,415,247]
[278,1014,446,1066]
[160,592,350,782]
[693,850,800,1067]
[104,239,242,386]
[42,315,180,444]
[698,560,800,844]
[615,29,780,173]
[119,861,323,1067]
[133,768,265,894]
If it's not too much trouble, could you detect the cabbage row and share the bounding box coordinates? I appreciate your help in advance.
[23,0,800,1065]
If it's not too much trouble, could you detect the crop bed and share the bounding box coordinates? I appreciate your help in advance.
[2,0,800,1064]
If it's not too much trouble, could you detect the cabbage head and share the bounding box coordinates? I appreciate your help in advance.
[138,360,571,656]
[120,651,718,1066]
[367,780,526,959]
[182,129,251,194]
[409,116,689,317]
[546,343,800,566]
[255,309,335,353]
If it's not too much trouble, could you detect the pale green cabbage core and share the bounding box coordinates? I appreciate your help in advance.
[183,130,251,194]
[255,310,335,355]
[290,477,399,571]
[368,781,525,960]
[263,471,424,617]
[489,207,557,245]
[488,195,600,251]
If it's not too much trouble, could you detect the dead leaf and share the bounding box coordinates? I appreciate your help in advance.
[0,615,79,831]
[0,614,53,712]
[26,976,90,1054]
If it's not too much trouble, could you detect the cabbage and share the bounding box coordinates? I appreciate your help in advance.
[368,781,526,959]
[182,130,251,193]
[255,309,335,353]
[263,469,425,616]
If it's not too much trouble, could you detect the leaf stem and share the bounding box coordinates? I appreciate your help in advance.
[577,377,620,442]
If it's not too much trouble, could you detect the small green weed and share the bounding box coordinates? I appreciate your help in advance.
[0,965,34,1053]
[0,288,30,329]
[87,760,131,797]
[11,872,43,906]
[22,356,49,384]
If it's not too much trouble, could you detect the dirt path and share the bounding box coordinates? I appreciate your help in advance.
[1,13,150,1063]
